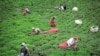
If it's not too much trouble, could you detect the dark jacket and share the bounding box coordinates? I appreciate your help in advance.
[20,47,30,56]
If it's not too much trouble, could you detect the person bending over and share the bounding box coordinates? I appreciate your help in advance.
[23,7,30,16]
[59,37,78,49]
[28,27,41,36]
[19,43,30,56]
[28,27,58,36]
[55,3,66,10]
[49,17,56,27]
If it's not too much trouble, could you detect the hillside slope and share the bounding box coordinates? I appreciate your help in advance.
[0,0,100,56]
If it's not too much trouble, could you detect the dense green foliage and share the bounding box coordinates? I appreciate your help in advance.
[0,0,100,56]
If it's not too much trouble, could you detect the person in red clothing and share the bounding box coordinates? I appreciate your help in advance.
[59,37,78,49]
[49,17,56,27]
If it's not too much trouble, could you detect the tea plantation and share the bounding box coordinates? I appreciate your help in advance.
[0,0,100,56]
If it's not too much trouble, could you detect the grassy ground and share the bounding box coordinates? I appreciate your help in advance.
[0,0,100,56]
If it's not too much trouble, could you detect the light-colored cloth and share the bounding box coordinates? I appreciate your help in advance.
[72,7,78,11]
[90,26,99,32]
[25,8,30,12]
[75,19,82,25]
[35,28,41,32]
[67,38,75,47]
[60,6,64,10]
[20,52,24,56]
[21,43,26,46]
